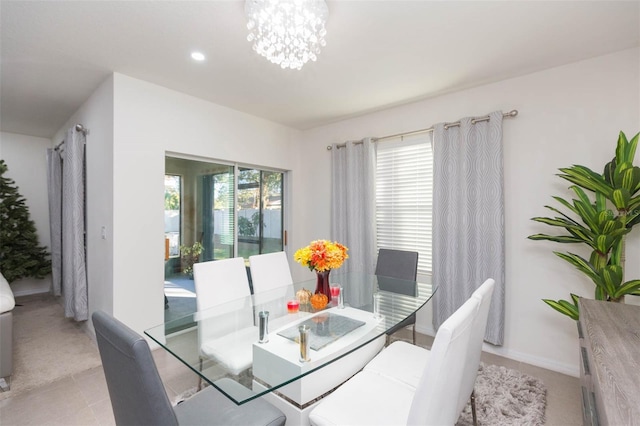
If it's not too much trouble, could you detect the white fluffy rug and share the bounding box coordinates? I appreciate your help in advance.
[456,363,547,425]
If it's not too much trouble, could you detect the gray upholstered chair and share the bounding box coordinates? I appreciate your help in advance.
[375,248,419,344]
[92,310,286,426]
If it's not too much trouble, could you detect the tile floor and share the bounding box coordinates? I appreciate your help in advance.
[0,329,582,425]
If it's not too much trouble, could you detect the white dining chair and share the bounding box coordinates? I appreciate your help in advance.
[249,251,294,319]
[360,278,496,425]
[308,287,482,426]
[249,251,293,294]
[193,258,257,383]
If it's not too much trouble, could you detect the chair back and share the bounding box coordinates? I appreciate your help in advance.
[375,248,418,281]
[249,251,293,294]
[456,278,496,414]
[193,258,254,342]
[406,293,481,425]
[193,258,251,311]
[92,310,178,426]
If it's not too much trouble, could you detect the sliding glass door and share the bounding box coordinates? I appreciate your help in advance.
[237,168,284,258]
[165,156,285,275]
[201,167,235,261]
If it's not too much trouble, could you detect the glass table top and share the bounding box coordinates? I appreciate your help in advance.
[145,271,436,405]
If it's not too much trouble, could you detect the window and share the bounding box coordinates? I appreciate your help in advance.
[376,134,433,275]
[164,174,181,258]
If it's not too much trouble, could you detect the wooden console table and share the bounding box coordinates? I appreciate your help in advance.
[578,298,640,425]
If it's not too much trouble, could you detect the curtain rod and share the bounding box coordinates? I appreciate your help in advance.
[54,124,89,151]
[326,109,518,150]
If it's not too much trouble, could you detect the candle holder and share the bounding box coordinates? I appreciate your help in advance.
[330,284,343,308]
[299,325,311,362]
[373,293,382,319]
[287,300,300,313]
[258,311,269,343]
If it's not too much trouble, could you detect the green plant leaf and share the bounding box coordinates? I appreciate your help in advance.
[626,209,640,228]
[612,188,631,210]
[595,191,607,212]
[601,217,623,234]
[627,132,639,163]
[616,131,629,163]
[620,167,640,193]
[594,234,614,254]
[574,201,598,231]
[588,250,608,273]
[604,158,616,186]
[571,185,593,205]
[552,196,579,216]
[555,251,599,281]
[609,239,623,266]
[617,131,639,164]
[559,166,612,196]
[614,280,640,298]
[544,204,579,225]
[601,265,622,296]
[570,293,580,307]
[531,217,582,228]
[543,299,580,320]
[528,234,585,243]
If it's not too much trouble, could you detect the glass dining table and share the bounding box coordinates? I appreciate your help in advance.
[145,272,436,417]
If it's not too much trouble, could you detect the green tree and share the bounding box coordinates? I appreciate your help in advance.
[164,188,180,210]
[0,159,51,282]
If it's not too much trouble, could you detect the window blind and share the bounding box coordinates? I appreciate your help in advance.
[376,134,433,275]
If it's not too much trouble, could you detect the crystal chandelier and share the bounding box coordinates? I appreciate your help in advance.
[245,0,328,70]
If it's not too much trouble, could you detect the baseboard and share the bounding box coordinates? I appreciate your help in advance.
[481,344,579,377]
[12,288,50,298]
[414,323,579,378]
[9,276,50,298]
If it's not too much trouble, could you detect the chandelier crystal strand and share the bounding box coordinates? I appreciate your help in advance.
[245,0,328,70]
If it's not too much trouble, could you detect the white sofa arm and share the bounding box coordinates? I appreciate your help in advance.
[0,272,14,315]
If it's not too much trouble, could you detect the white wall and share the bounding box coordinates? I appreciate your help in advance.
[111,73,301,334]
[296,48,640,376]
[0,132,53,295]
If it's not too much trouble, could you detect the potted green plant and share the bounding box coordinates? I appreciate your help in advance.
[180,242,204,278]
[529,131,640,319]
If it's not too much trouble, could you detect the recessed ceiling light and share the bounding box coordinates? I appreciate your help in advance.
[191,52,205,61]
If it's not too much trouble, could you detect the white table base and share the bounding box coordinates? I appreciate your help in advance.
[252,307,386,425]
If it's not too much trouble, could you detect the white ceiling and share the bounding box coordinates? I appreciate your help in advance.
[1,1,639,139]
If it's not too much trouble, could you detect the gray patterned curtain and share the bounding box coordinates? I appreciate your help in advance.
[330,139,377,306]
[330,139,377,274]
[47,127,88,321]
[432,111,505,345]
[46,149,62,296]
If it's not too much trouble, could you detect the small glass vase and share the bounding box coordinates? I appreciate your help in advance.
[315,270,332,302]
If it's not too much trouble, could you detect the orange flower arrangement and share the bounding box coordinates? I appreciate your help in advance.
[294,240,349,272]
